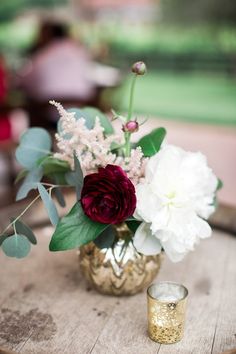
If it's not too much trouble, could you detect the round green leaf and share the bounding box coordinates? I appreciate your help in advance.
[2,234,31,258]
[16,166,43,201]
[14,220,37,245]
[82,107,114,134]
[0,234,8,246]
[16,128,52,169]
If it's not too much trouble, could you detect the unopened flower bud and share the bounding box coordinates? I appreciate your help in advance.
[131,61,147,75]
[122,121,139,133]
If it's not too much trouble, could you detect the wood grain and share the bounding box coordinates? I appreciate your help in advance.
[0,227,235,354]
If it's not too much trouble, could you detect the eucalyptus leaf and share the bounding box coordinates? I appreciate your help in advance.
[53,187,66,207]
[74,153,83,199]
[65,153,83,199]
[65,172,76,186]
[14,220,37,245]
[82,107,114,135]
[37,183,59,226]
[52,174,66,207]
[49,202,109,251]
[52,172,68,185]
[94,226,115,249]
[0,234,8,246]
[136,127,166,157]
[2,234,31,258]
[14,169,28,184]
[16,128,52,169]
[68,108,94,129]
[16,167,43,201]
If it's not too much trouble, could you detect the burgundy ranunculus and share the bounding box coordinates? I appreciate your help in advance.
[81,165,136,224]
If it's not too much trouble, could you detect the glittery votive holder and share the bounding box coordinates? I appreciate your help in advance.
[147,281,188,344]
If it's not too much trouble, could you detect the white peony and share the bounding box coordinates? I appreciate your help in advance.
[133,144,218,262]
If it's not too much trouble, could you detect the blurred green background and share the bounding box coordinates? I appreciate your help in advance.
[0,0,235,125]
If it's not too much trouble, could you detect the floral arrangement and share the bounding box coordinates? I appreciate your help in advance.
[0,62,221,262]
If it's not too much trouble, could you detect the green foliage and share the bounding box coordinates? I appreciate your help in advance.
[49,202,109,251]
[0,0,67,22]
[126,220,142,234]
[53,187,66,208]
[16,128,52,170]
[136,127,166,157]
[94,226,116,249]
[83,107,114,135]
[0,235,8,246]
[15,169,28,184]
[16,167,43,201]
[37,183,59,226]
[65,153,83,199]
[14,220,37,245]
[2,234,31,258]
[217,178,223,190]
[160,0,236,24]
[40,156,70,176]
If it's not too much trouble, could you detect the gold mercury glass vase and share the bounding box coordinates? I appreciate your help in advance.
[79,223,162,296]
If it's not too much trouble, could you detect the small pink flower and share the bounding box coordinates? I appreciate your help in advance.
[122,121,139,133]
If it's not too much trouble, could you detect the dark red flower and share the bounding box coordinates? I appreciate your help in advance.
[81,165,136,224]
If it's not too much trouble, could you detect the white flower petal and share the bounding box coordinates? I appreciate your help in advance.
[133,222,162,256]
[160,238,187,262]
[134,144,217,262]
[135,184,161,224]
[192,215,212,239]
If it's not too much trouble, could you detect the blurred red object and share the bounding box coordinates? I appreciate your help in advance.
[0,56,12,141]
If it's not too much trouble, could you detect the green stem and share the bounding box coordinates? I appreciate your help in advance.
[124,74,138,157]
[127,74,137,122]
[0,193,42,236]
[124,132,131,157]
[0,185,59,237]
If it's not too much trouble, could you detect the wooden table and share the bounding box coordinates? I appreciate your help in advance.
[0,225,235,354]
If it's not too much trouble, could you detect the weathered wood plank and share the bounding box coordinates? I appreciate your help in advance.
[92,231,234,354]
[0,228,235,354]
[0,227,116,354]
[211,235,236,354]
[157,231,231,354]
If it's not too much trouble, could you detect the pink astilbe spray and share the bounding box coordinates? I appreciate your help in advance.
[50,101,147,184]
[119,147,147,185]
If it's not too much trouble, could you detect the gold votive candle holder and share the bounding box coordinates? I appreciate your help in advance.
[147,281,188,344]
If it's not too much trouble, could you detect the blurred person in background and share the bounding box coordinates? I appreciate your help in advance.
[18,21,97,126]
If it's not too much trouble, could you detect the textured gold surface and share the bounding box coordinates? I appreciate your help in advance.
[147,283,188,344]
[79,224,162,296]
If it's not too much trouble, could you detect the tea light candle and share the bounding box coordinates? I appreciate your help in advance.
[147,281,188,344]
